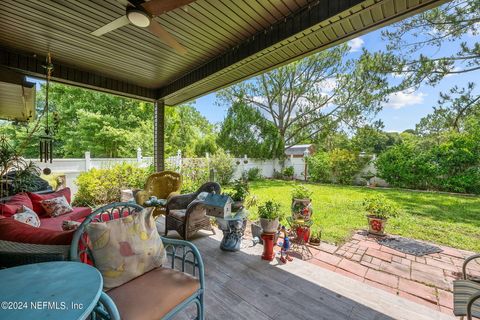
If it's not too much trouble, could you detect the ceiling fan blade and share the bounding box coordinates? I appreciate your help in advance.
[91,15,130,37]
[142,0,196,16]
[147,20,187,54]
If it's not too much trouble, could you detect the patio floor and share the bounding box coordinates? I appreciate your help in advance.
[157,218,455,320]
[305,230,480,317]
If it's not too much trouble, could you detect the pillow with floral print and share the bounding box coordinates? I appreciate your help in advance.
[13,206,41,227]
[41,196,73,217]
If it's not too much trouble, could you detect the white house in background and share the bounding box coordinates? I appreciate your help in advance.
[285,144,315,158]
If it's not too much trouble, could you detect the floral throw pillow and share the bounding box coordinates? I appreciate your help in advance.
[41,196,73,217]
[13,206,41,227]
[86,208,167,289]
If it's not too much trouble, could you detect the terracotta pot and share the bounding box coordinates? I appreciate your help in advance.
[259,217,279,233]
[291,198,312,220]
[366,215,387,236]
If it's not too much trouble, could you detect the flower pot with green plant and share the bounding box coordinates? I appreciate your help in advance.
[363,194,400,236]
[225,179,250,212]
[291,184,313,221]
[309,230,321,246]
[258,200,282,233]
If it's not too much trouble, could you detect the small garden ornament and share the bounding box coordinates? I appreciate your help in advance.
[278,225,293,263]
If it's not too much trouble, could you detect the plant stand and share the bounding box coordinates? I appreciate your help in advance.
[261,232,276,261]
[287,217,313,260]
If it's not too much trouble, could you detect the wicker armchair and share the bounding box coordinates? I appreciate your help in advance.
[135,171,182,217]
[165,182,220,240]
[70,202,205,320]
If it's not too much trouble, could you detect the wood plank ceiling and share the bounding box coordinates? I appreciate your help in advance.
[0,0,447,104]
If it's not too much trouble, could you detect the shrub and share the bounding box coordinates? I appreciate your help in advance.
[181,158,209,193]
[329,149,360,184]
[272,169,284,180]
[246,167,262,181]
[209,149,235,185]
[74,163,152,206]
[308,151,330,182]
[376,132,480,194]
[282,166,294,179]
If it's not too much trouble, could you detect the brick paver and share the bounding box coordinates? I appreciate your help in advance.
[302,230,476,317]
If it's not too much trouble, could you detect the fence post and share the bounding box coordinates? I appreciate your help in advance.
[137,147,142,164]
[85,151,91,171]
[176,150,182,172]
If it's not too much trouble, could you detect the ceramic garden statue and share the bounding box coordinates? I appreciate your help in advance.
[278,225,293,263]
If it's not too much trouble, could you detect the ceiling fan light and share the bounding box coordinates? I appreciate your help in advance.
[126,9,150,28]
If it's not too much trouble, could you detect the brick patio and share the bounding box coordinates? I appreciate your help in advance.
[298,230,480,317]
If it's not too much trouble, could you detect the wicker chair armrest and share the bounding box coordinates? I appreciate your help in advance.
[161,237,205,289]
[134,190,151,206]
[166,191,181,201]
[467,290,480,320]
[167,193,196,211]
[463,254,480,280]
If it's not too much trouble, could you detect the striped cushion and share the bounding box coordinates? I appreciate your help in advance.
[453,280,480,317]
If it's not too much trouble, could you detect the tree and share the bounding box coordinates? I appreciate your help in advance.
[351,124,402,154]
[416,83,480,136]
[372,0,479,88]
[217,44,391,157]
[217,101,281,158]
[0,83,217,158]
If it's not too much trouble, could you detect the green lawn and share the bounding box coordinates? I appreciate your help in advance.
[246,180,480,252]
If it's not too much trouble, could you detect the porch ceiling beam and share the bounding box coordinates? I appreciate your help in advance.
[157,0,363,101]
[0,46,157,102]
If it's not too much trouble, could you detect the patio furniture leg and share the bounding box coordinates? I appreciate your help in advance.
[195,294,205,320]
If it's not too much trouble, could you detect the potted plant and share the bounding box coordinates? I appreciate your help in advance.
[363,194,400,236]
[309,230,321,246]
[291,184,313,221]
[258,200,282,233]
[225,179,250,212]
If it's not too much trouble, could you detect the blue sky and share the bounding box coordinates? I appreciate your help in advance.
[192,24,479,133]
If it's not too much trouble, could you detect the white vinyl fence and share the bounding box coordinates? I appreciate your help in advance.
[29,149,388,197]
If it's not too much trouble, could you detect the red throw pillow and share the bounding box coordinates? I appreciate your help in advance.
[0,218,74,245]
[0,193,34,218]
[28,188,72,216]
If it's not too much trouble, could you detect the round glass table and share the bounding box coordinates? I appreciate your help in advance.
[0,261,105,320]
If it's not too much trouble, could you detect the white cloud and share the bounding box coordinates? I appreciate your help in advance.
[348,37,364,52]
[384,91,426,110]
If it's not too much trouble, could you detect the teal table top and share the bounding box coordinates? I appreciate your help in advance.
[0,261,103,320]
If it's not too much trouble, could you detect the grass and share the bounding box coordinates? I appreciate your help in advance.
[245,179,480,252]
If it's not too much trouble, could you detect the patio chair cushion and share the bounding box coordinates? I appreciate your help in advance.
[39,207,92,231]
[169,209,205,225]
[107,267,200,320]
[86,208,166,289]
[453,280,480,318]
[28,188,72,216]
[0,193,34,217]
[0,218,74,245]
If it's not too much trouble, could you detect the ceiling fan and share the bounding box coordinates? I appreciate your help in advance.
[91,0,194,54]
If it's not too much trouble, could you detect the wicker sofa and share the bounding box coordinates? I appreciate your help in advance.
[0,189,92,268]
